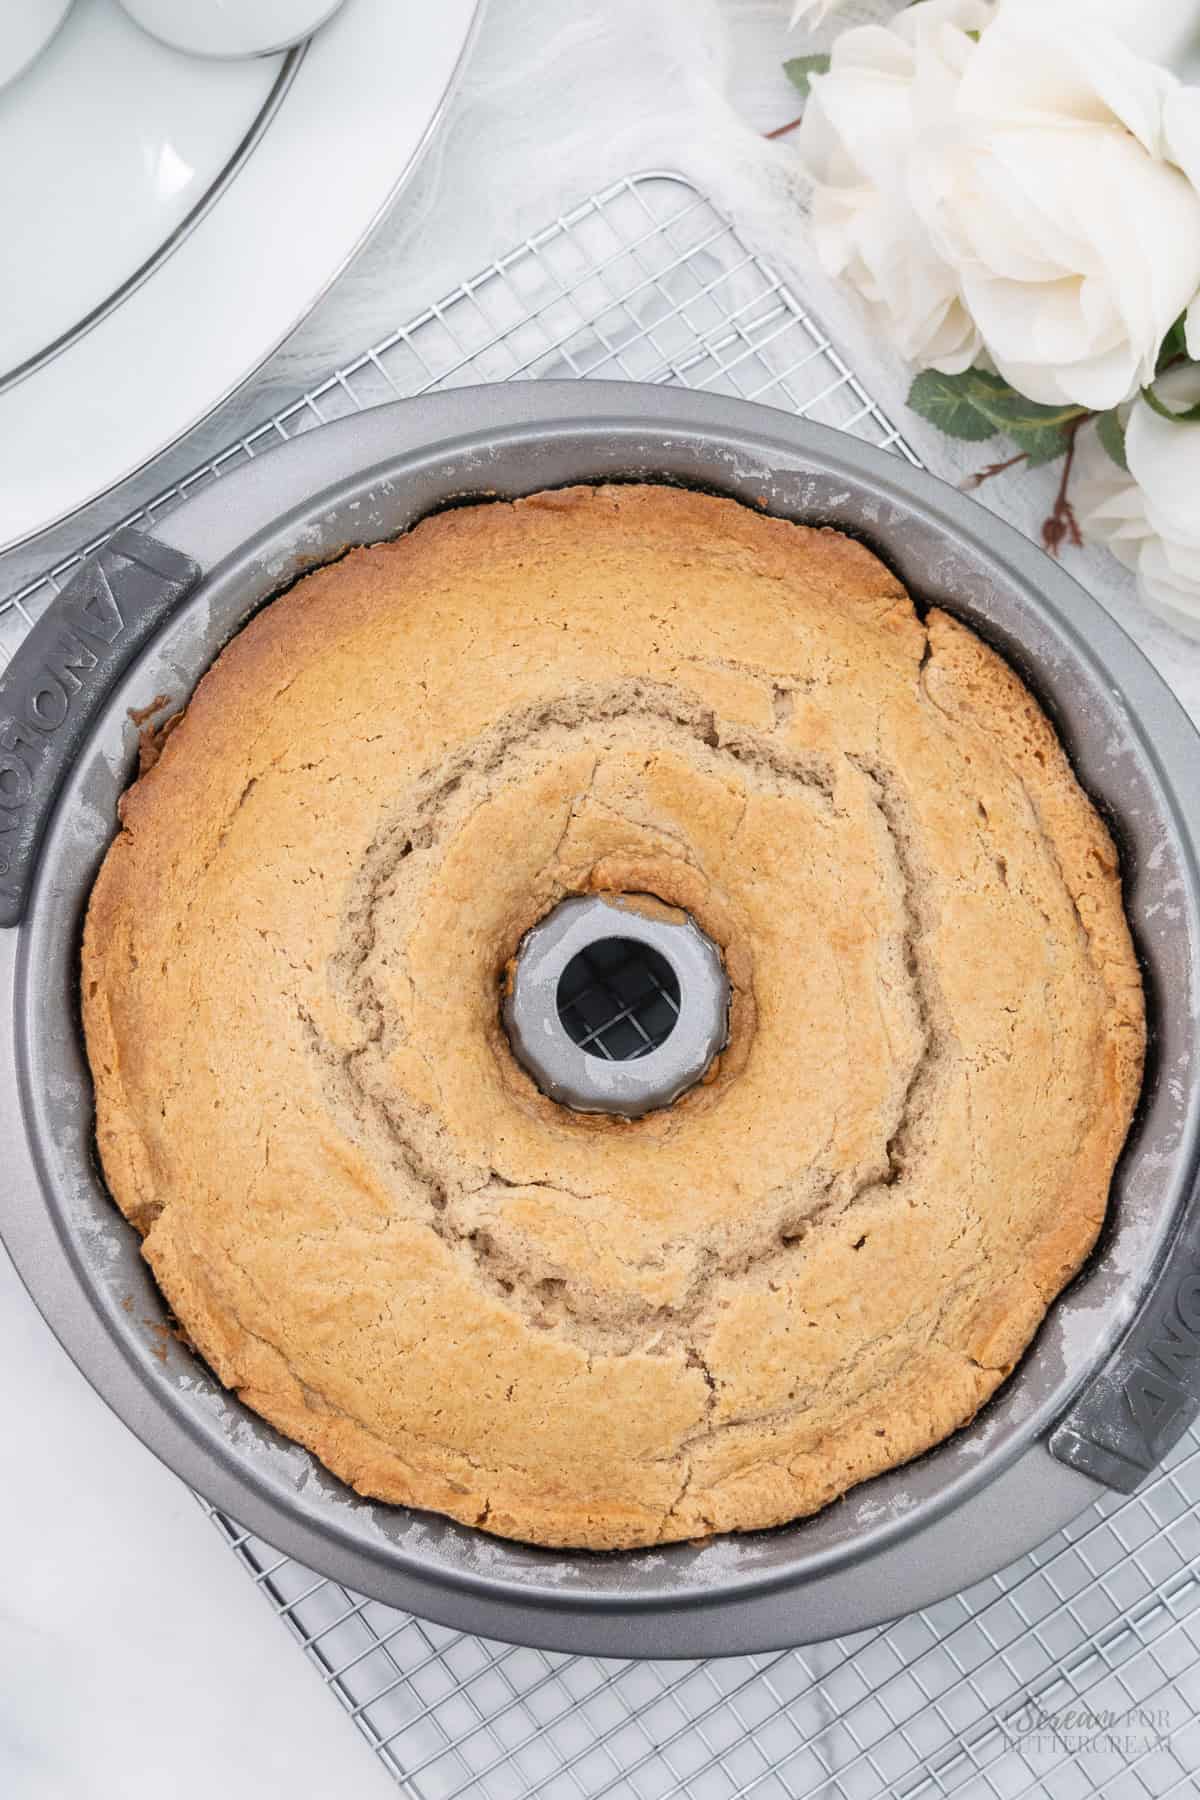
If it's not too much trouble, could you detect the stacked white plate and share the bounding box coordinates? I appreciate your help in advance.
[0,0,480,551]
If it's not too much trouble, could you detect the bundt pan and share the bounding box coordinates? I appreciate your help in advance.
[2,383,1199,1657]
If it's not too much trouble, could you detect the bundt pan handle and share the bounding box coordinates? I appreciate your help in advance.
[0,532,201,928]
[1050,1161,1200,1490]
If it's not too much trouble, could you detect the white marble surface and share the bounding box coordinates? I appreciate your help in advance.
[4,2,1200,1797]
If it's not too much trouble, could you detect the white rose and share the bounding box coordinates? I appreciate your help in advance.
[796,1,991,373]
[1074,367,1200,638]
[1070,0,1200,75]
[789,0,853,25]
[910,1,1200,409]
[790,0,855,24]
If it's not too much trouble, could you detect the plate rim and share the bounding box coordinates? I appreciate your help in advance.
[0,42,307,395]
[0,0,485,555]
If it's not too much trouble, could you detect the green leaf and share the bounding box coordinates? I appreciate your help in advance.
[1141,381,1200,423]
[1008,423,1074,468]
[1156,314,1188,372]
[1095,409,1128,470]
[783,54,831,98]
[964,380,1087,439]
[907,368,1086,458]
[907,370,1001,442]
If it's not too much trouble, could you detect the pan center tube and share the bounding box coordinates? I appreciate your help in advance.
[502,893,730,1117]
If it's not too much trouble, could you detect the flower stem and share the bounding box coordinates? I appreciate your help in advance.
[1040,417,1085,557]
[961,450,1028,490]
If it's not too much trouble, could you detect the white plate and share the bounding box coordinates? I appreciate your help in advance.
[0,0,74,92]
[0,0,481,551]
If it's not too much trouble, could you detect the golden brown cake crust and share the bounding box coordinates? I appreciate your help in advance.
[82,484,1145,1549]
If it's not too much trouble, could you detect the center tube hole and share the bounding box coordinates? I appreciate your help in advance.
[556,937,681,1062]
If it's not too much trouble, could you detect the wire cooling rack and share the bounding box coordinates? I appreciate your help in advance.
[5,173,1200,1799]
[556,934,682,1062]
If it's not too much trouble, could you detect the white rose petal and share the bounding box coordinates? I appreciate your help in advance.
[796,1,991,373]
[956,0,1173,153]
[790,0,853,24]
[909,4,1200,409]
[795,0,1200,403]
[1160,84,1200,358]
[1033,0,1200,74]
[1075,367,1200,637]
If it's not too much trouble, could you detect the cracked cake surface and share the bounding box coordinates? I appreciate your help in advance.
[82,484,1145,1549]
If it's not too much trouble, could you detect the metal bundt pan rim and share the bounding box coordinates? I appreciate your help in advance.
[1,383,1198,1656]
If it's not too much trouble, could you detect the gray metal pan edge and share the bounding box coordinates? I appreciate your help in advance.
[1,383,1198,1657]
